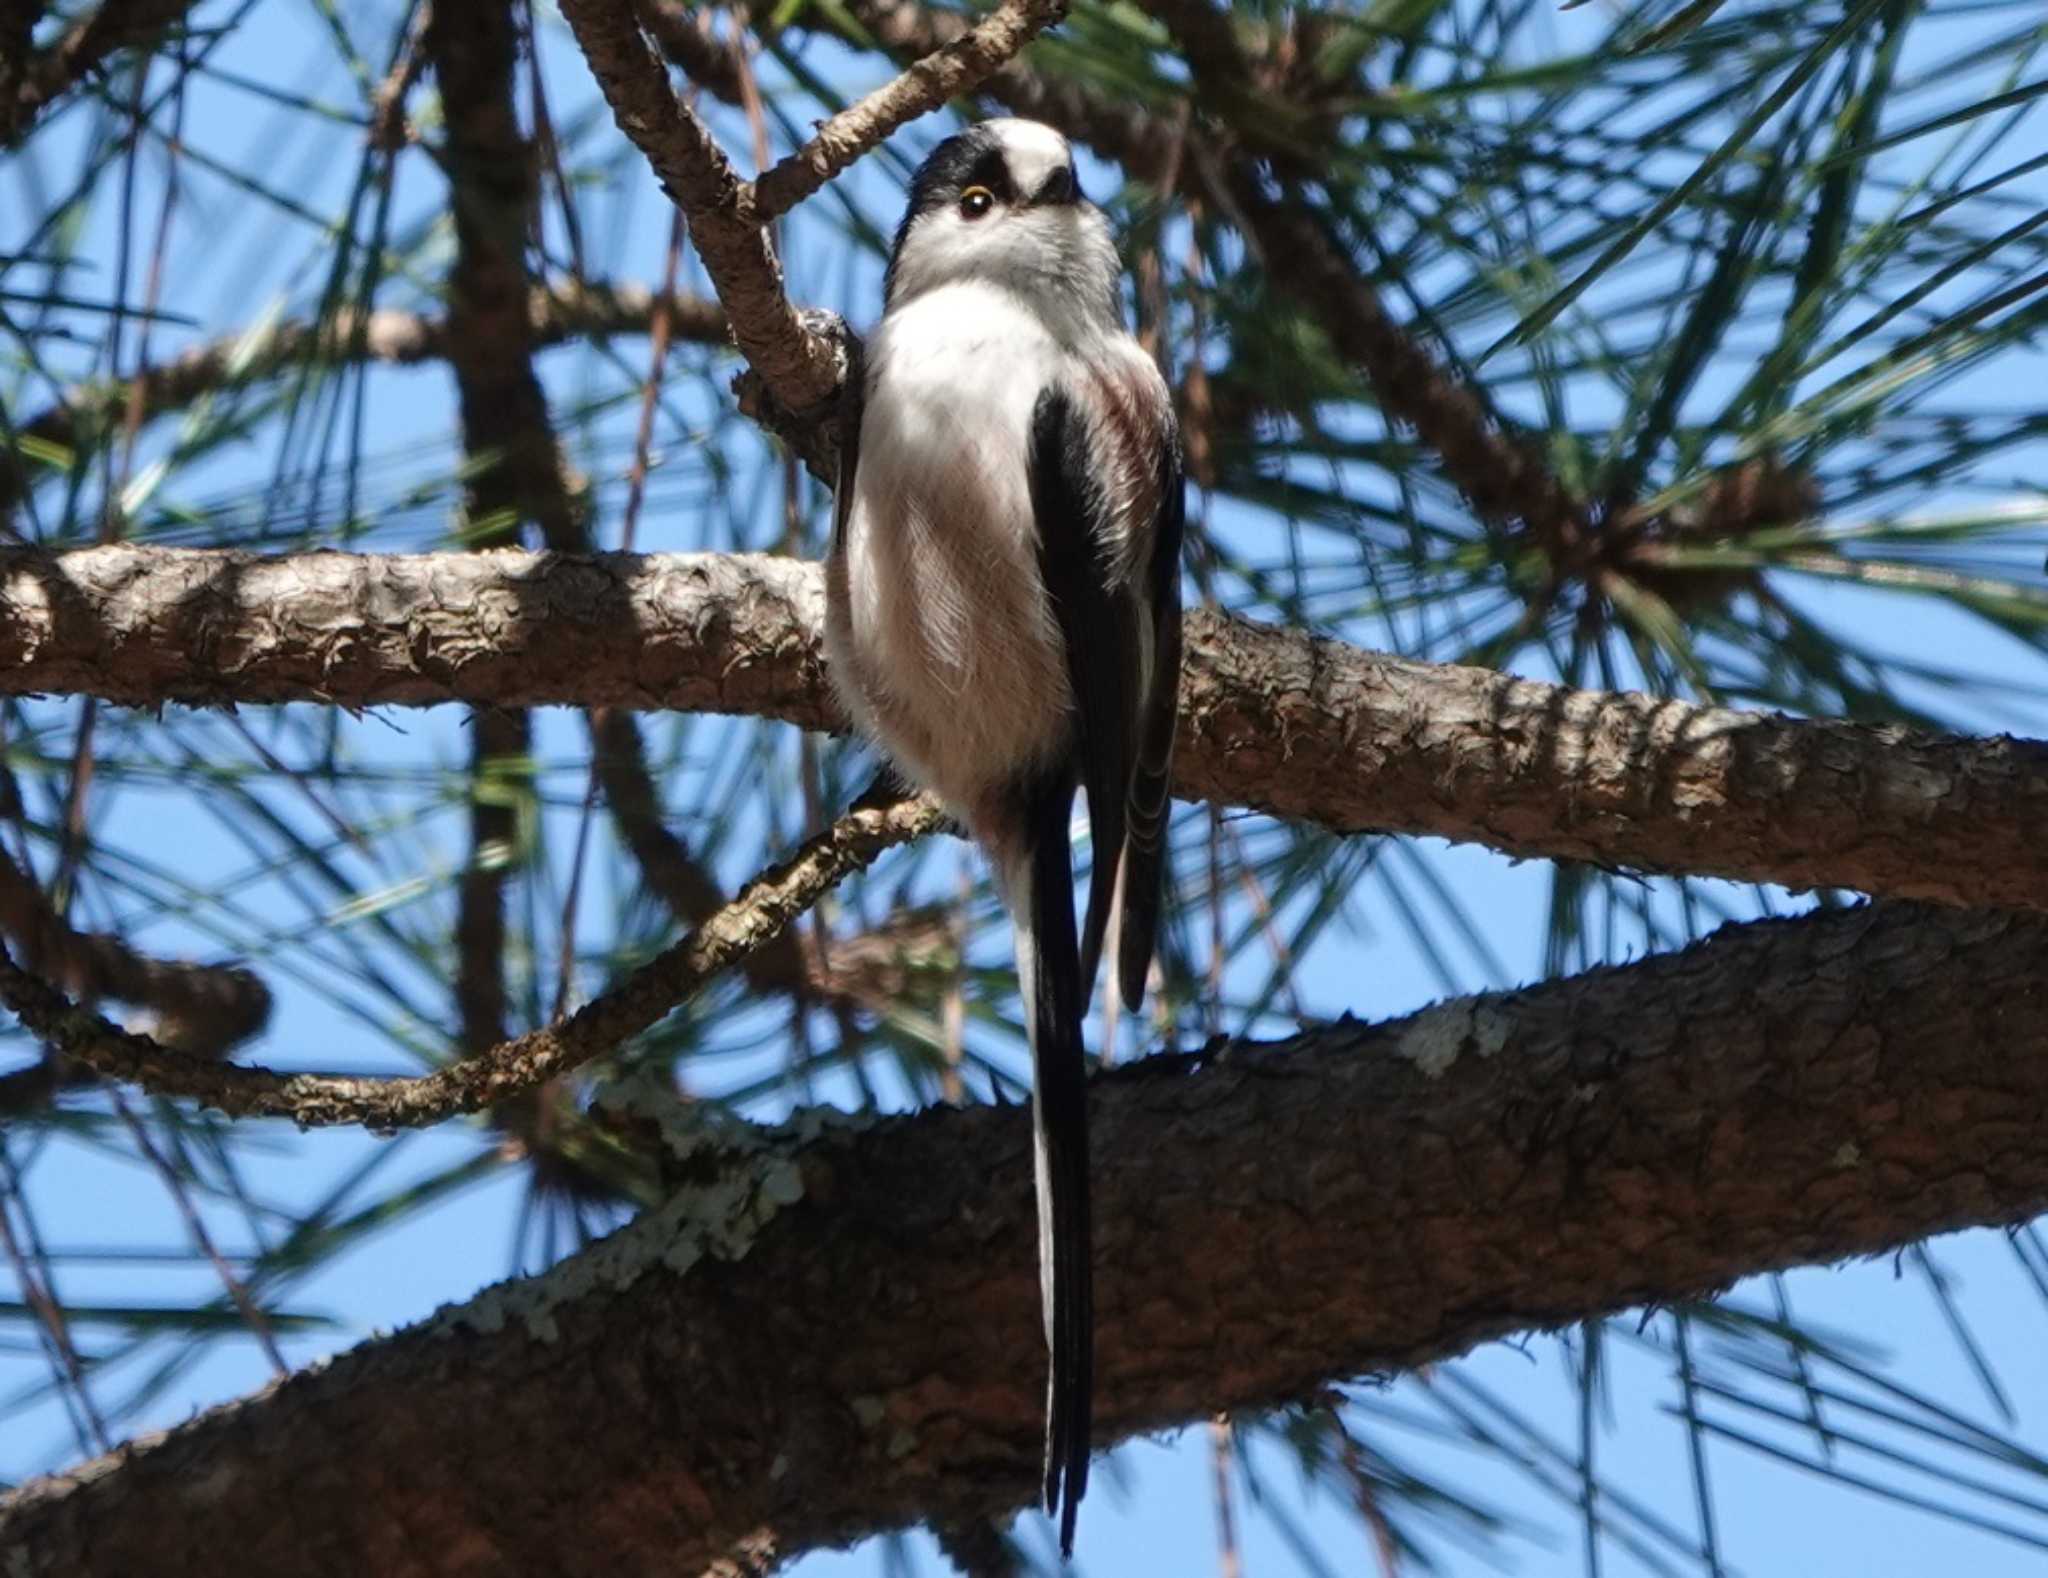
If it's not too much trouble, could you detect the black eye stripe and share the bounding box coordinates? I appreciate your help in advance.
[1034,166,1077,205]
[966,149,1014,202]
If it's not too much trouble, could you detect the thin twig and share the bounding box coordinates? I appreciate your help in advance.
[366,1,429,153]
[588,708,811,995]
[750,0,1069,221]
[1,284,726,518]
[0,843,269,1052]
[0,794,944,1125]
[771,0,1185,181]
[1209,1417,1241,1578]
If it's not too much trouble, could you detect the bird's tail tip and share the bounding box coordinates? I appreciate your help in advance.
[1044,1408,1089,1556]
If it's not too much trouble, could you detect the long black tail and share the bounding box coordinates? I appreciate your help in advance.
[1008,783,1093,1556]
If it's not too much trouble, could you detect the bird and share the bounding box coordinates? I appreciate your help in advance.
[823,117,1184,1554]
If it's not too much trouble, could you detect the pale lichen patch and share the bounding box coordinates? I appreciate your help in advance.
[1393,997,1512,1079]
[850,1395,887,1430]
[426,1094,831,1346]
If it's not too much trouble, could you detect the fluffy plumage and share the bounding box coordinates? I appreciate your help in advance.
[824,118,1183,1555]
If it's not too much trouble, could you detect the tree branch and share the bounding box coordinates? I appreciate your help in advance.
[3,0,190,145]
[750,0,1068,221]
[557,0,844,414]
[427,0,554,1054]
[0,794,942,1124]
[633,0,749,104]
[0,841,268,1055]
[2,544,2041,911]
[421,6,801,1059]
[740,0,1185,181]
[1,282,726,521]
[566,0,1063,432]
[5,899,2047,1574]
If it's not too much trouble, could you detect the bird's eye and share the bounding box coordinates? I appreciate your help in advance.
[958,186,996,220]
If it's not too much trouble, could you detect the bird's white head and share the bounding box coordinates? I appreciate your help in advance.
[882,118,1122,334]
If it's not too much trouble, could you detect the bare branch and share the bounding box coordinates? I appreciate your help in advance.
[750,0,1069,221]
[4,0,190,145]
[0,794,943,1124]
[1,283,726,517]
[754,0,1186,181]
[0,842,268,1054]
[3,544,2039,912]
[633,0,748,103]
[427,0,553,1053]
[5,899,2047,1574]
[557,0,843,413]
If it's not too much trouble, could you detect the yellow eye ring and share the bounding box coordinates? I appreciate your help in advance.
[959,185,996,220]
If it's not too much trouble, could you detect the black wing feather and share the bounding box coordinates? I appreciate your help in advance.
[1117,442,1185,1009]
[831,361,863,553]
[1029,387,1141,1000]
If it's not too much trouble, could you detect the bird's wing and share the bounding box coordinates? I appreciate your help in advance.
[1029,385,1143,1003]
[1117,437,1185,1011]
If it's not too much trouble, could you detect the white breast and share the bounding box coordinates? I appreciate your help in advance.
[825,282,1074,834]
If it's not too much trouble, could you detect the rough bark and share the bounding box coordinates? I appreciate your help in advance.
[5,900,2046,1575]
[3,544,2043,911]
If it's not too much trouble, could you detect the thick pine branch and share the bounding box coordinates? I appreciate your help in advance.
[4,900,2046,1574]
[1,544,2041,911]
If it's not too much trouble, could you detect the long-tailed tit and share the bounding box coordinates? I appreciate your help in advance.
[824,117,1184,1553]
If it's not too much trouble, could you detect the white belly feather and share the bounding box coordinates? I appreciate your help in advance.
[826,283,1076,832]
